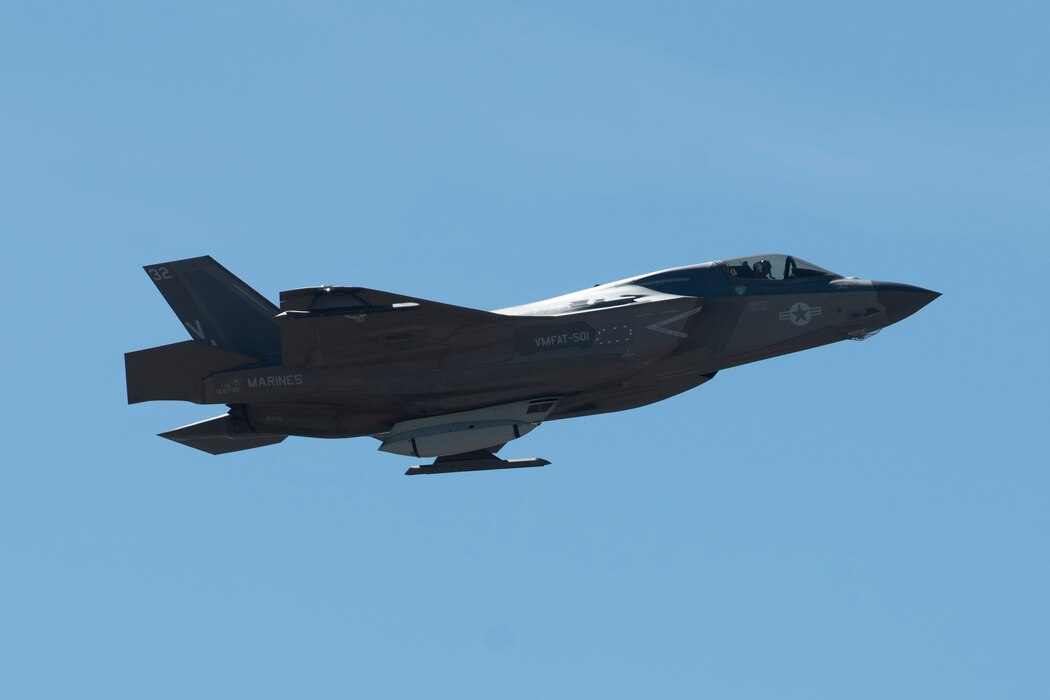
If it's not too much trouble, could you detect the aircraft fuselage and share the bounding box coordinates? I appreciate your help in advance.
[126,253,937,466]
[203,260,937,439]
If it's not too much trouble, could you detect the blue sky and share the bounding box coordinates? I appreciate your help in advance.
[2,2,1047,698]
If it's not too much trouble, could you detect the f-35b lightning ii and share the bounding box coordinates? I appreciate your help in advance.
[126,254,938,474]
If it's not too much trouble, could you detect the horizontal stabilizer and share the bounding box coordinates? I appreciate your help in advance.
[125,341,263,404]
[159,414,287,455]
[405,450,550,476]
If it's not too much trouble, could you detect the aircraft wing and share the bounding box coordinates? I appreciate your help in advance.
[278,286,515,366]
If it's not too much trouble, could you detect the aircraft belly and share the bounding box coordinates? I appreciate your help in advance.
[427,354,645,413]
[244,402,395,438]
[550,364,718,419]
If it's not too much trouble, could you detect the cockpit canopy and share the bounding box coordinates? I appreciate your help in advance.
[721,254,839,282]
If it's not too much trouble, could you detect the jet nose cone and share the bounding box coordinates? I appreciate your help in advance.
[873,282,941,324]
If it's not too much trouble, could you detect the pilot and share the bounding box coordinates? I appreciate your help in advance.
[754,259,773,279]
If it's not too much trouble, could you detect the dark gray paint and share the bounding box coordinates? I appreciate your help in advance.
[126,254,938,470]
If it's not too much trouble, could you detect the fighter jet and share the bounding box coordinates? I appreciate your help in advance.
[126,254,938,474]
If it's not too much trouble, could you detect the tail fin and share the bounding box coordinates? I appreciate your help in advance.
[144,256,281,359]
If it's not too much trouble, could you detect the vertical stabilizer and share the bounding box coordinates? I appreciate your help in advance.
[143,256,281,359]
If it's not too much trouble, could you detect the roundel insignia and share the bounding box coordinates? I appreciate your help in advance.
[779,302,823,326]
